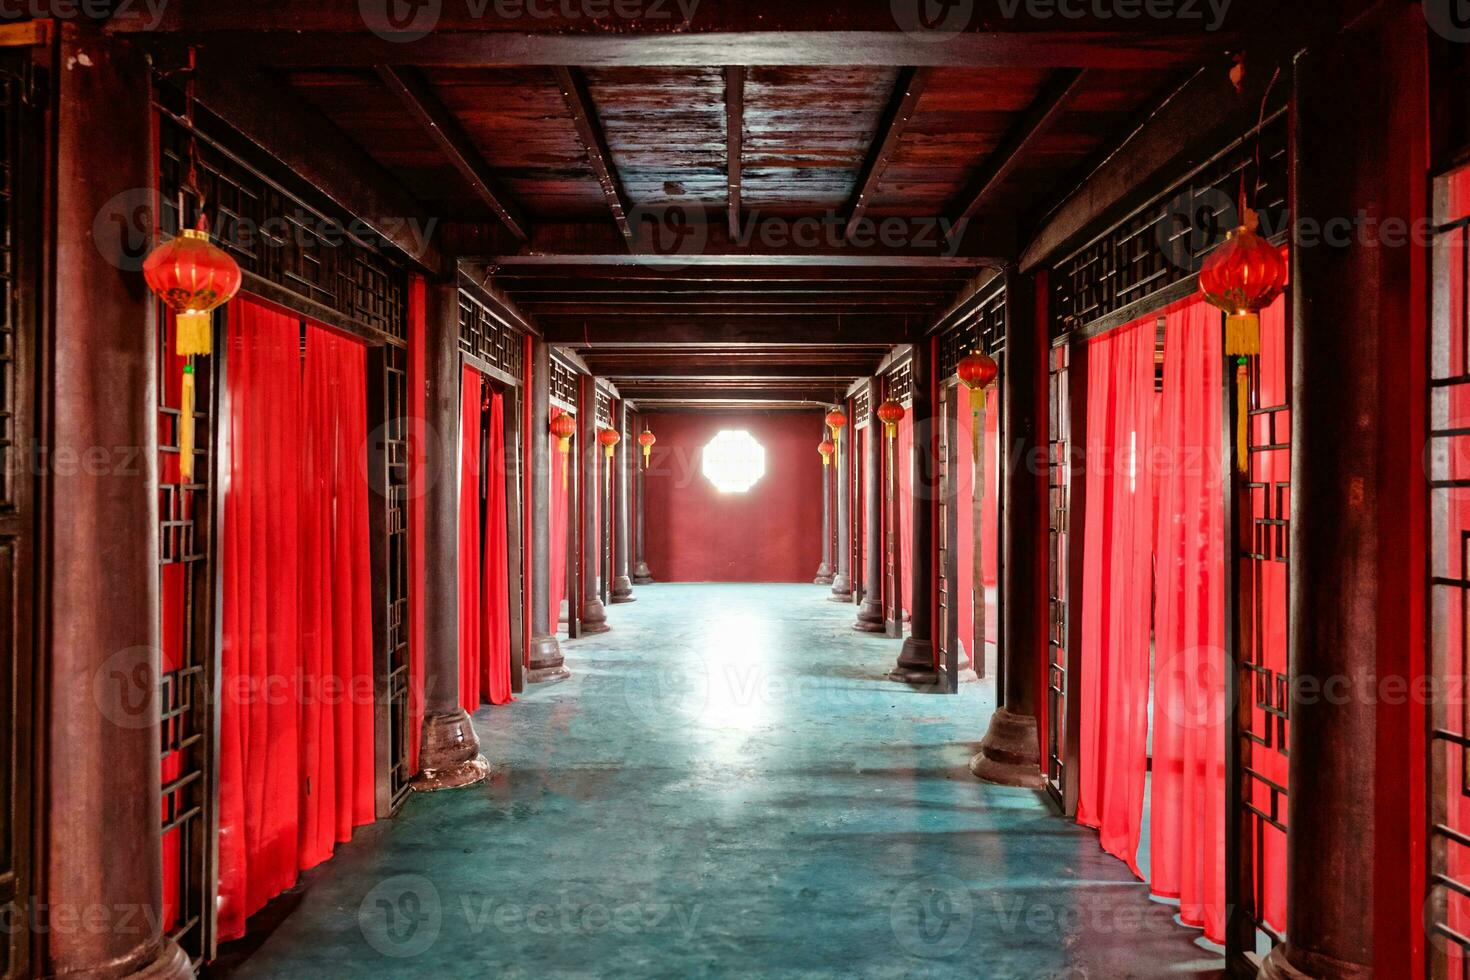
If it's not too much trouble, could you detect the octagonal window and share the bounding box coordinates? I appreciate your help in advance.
[702,430,766,494]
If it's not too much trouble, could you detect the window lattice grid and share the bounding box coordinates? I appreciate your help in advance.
[459,290,524,381]
[1045,342,1070,800]
[938,283,1007,379]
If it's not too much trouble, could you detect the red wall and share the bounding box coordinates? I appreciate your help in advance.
[643,411,823,582]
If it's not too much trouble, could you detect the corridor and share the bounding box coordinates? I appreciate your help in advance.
[225,585,1221,979]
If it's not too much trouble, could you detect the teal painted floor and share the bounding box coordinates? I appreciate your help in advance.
[227,583,1224,979]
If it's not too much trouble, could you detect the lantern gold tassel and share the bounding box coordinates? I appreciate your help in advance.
[1225,313,1261,359]
[1235,358,1250,473]
[180,363,196,483]
[176,311,213,357]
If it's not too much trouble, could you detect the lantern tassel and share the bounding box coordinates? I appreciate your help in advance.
[176,311,213,357]
[1225,313,1261,358]
[180,363,196,483]
[1236,359,1250,473]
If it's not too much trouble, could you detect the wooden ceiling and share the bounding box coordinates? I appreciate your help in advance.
[117,0,1329,409]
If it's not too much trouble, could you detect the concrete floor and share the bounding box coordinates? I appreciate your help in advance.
[227,583,1224,979]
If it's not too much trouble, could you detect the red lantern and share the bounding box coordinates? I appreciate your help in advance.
[877,399,905,440]
[825,408,848,442]
[638,428,657,467]
[818,439,836,466]
[143,217,243,358]
[143,217,242,483]
[957,350,999,413]
[598,427,621,459]
[550,412,577,488]
[1199,205,1287,358]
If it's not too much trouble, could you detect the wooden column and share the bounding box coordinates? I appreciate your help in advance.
[633,412,654,584]
[527,341,570,682]
[891,346,940,684]
[42,26,191,978]
[856,379,885,632]
[814,416,834,584]
[1262,13,1426,979]
[611,399,636,602]
[973,268,1046,787]
[578,376,609,632]
[829,404,853,601]
[413,280,490,790]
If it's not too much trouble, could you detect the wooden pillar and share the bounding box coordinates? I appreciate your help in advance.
[1262,12,1426,978]
[42,27,191,978]
[611,400,636,602]
[829,402,853,601]
[634,412,654,584]
[814,415,834,584]
[412,280,490,790]
[527,341,569,682]
[578,376,609,632]
[973,268,1047,787]
[856,378,885,632]
[891,346,940,684]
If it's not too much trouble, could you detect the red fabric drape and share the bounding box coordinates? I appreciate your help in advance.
[459,367,485,714]
[217,299,376,941]
[982,387,1000,643]
[957,399,975,667]
[483,391,513,705]
[549,410,570,630]
[407,277,428,773]
[897,414,913,616]
[298,323,376,870]
[1148,297,1227,943]
[1077,316,1155,877]
[954,388,1000,668]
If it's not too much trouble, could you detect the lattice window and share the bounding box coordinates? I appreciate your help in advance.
[939,282,1007,379]
[594,386,613,429]
[852,387,871,429]
[459,290,524,380]
[884,357,914,407]
[157,95,407,343]
[1045,342,1071,807]
[377,343,414,811]
[549,356,579,412]
[1053,111,1288,335]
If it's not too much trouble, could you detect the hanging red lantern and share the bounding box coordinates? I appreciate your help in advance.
[877,399,905,440]
[818,438,836,466]
[598,427,621,459]
[957,349,999,464]
[1199,205,1287,358]
[550,412,577,488]
[638,428,657,468]
[143,216,242,483]
[825,408,848,442]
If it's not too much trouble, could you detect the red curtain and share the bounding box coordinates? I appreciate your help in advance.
[982,387,1000,644]
[897,414,913,616]
[459,366,485,713]
[1148,297,1227,943]
[1077,315,1155,877]
[217,299,376,941]
[954,389,999,667]
[483,391,513,705]
[407,277,428,773]
[957,399,975,667]
[549,410,570,630]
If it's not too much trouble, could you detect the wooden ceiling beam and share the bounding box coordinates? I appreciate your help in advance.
[616,385,843,401]
[519,300,944,315]
[951,68,1089,223]
[843,66,930,240]
[544,320,909,345]
[554,66,634,243]
[725,65,744,240]
[375,65,529,243]
[484,265,971,283]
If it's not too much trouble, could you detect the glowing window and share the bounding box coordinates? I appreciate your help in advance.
[702,430,766,494]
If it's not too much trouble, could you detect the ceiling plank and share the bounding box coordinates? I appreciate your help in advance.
[951,68,1089,223]
[843,66,930,241]
[375,65,530,243]
[725,65,744,240]
[554,65,634,243]
[546,319,909,345]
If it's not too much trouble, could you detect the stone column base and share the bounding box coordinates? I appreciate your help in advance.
[611,576,636,603]
[854,599,885,633]
[828,573,853,602]
[527,633,570,683]
[969,707,1045,788]
[888,637,940,686]
[1259,944,1370,980]
[633,561,654,585]
[413,709,491,792]
[813,561,833,585]
[580,599,610,635]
